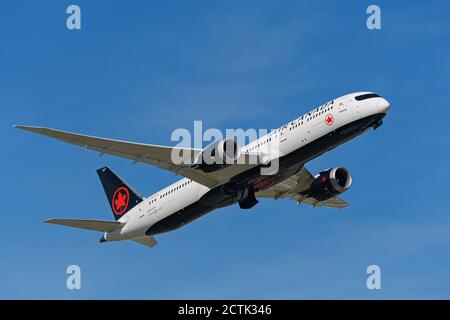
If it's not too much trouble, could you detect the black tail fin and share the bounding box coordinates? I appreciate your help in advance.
[96,167,143,220]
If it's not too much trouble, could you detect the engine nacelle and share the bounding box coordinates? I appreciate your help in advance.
[307,167,352,201]
[193,139,240,172]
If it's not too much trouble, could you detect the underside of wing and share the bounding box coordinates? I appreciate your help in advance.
[256,166,350,209]
[256,167,314,199]
[133,236,158,248]
[45,218,124,232]
[15,126,261,189]
[301,195,349,208]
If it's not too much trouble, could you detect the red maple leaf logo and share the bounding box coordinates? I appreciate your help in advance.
[114,191,127,211]
[112,187,130,215]
[325,114,334,126]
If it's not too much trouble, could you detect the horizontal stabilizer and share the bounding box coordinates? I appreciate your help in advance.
[45,218,124,232]
[133,236,158,248]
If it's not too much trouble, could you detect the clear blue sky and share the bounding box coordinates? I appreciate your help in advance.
[2,1,450,299]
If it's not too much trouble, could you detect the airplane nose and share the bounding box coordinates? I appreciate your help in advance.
[378,98,390,114]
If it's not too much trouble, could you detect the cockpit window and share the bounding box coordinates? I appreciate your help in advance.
[355,93,380,101]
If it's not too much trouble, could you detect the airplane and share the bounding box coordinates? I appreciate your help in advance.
[14,92,390,248]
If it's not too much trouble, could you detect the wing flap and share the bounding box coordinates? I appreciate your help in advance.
[45,218,124,232]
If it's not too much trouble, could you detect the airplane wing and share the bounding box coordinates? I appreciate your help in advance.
[45,218,124,232]
[256,166,350,209]
[14,126,258,188]
[133,236,158,248]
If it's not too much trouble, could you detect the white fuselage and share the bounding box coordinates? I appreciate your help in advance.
[108,92,390,241]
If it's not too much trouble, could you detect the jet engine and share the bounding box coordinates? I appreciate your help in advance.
[193,139,240,172]
[307,167,352,201]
